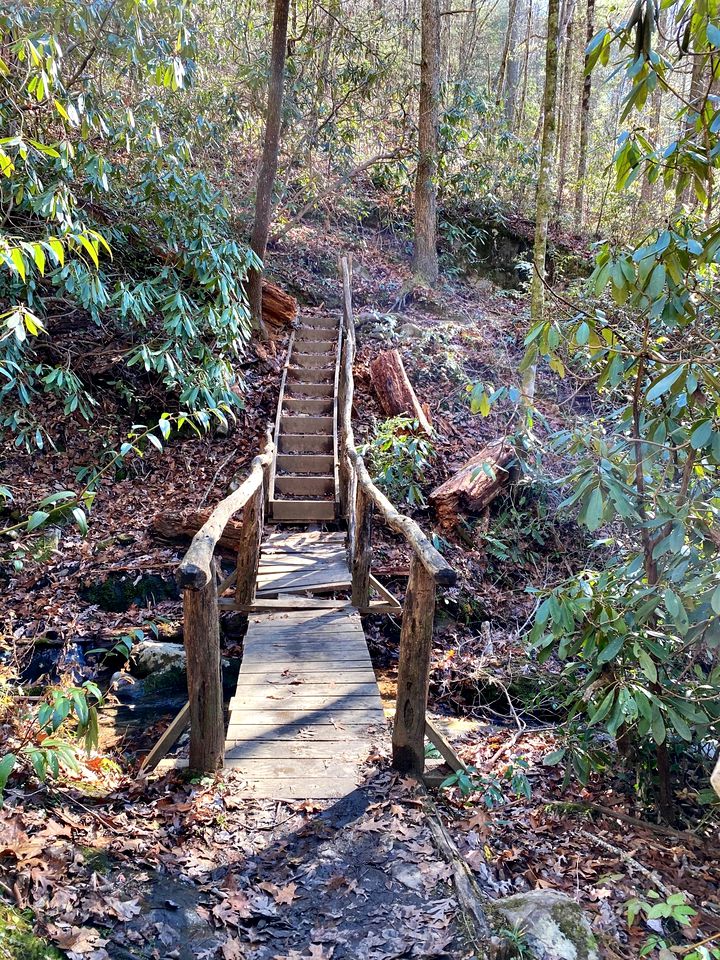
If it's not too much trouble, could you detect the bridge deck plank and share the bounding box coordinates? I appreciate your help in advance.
[225,560,386,798]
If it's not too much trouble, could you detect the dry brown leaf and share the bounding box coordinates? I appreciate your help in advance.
[221,937,244,960]
[274,882,298,905]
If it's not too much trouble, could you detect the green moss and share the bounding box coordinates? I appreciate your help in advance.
[81,572,178,613]
[79,846,112,874]
[0,903,63,960]
[551,902,599,960]
[144,667,187,695]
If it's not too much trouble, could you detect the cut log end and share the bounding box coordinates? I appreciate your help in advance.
[429,439,516,530]
[262,279,298,334]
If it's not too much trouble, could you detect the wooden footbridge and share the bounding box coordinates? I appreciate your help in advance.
[144,259,456,798]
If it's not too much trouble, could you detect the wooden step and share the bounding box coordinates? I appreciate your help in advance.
[285,383,334,399]
[277,454,334,473]
[278,434,333,454]
[287,368,334,384]
[301,316,337,329]
[275,475,335,497]
[295,328,338,342]
[270,499,336,521]
[293,340,335,354]
[292,353,336,370]
[281,415,333,434]
[283,397,333,415]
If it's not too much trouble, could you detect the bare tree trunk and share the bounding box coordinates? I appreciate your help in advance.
[574,0,595,225]
[504,0,526,126]
[517,0,533,131]
[412,0,440,283]
[641,6,666,207]
[247,0,291,339]
[523,0,560,408]
[555,1,577,218]
[496,0,519,104]
[680,51,707,210]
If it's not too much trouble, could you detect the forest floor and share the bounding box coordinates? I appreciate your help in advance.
[1,216,719,960]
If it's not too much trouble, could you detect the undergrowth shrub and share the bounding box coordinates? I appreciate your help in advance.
[362,416,435,506]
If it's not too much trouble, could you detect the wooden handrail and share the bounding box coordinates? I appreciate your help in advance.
[178,434,275,589]
[338,254,456,777]
[349,450,456,585]
[338,257,455,587]
[178,430,274,773]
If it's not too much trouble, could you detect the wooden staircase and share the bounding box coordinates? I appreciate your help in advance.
[268,313,340,522]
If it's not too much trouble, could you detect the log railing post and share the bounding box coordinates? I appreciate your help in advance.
[235,482,264,605]
[346,462,358,567]
[185,574,224,772]
[392,555,437,775]
[351,483,372,607]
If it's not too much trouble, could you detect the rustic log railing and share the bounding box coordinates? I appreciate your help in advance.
[148,261,456,782]
[175,435,274,773]
[337,255,457,776]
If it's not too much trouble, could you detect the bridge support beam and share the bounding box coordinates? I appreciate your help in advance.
[392,555,436,775]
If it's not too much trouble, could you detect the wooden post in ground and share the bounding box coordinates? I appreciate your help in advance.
[235,484,264,605]
[392,555,437,775]
[352,484,372,607]
[184,576,224,772]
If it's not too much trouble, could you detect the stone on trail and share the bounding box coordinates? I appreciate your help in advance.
[132,640,186,677]
[494,890,600,960]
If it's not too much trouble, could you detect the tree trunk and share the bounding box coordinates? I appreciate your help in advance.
[412,0,441,284]
[554,1,577,218]
[523,0,560,408]
[680,51,708,210]
[517,0,533,131]
[574,0,595,225]
[496,0,519,105]
[247,0,291,338]
[503,0,526,127]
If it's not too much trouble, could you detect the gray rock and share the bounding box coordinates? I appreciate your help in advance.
[494,890,599,960]
[132,640,186,677]
[398,322,423,341]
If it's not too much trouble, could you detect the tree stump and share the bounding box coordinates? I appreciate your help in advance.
[262,280,298,333]
[370,349,432,434]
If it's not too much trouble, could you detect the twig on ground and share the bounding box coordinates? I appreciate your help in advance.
[576,828,670,894]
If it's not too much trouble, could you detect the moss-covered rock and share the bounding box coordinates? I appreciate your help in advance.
[0,903,63,960]
[81,572,179,613]
[494,890,599,960]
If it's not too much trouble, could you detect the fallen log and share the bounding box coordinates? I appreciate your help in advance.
[370,349,432,434]
[429,438,515,529]
[150,511,245,553]
[262,279,298,332]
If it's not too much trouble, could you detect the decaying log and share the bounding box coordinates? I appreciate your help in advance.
[429,438,515,529]
[370,349,432,434]
[151,511,245,553]
[262,279,298,332]
[178,439,274,590]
